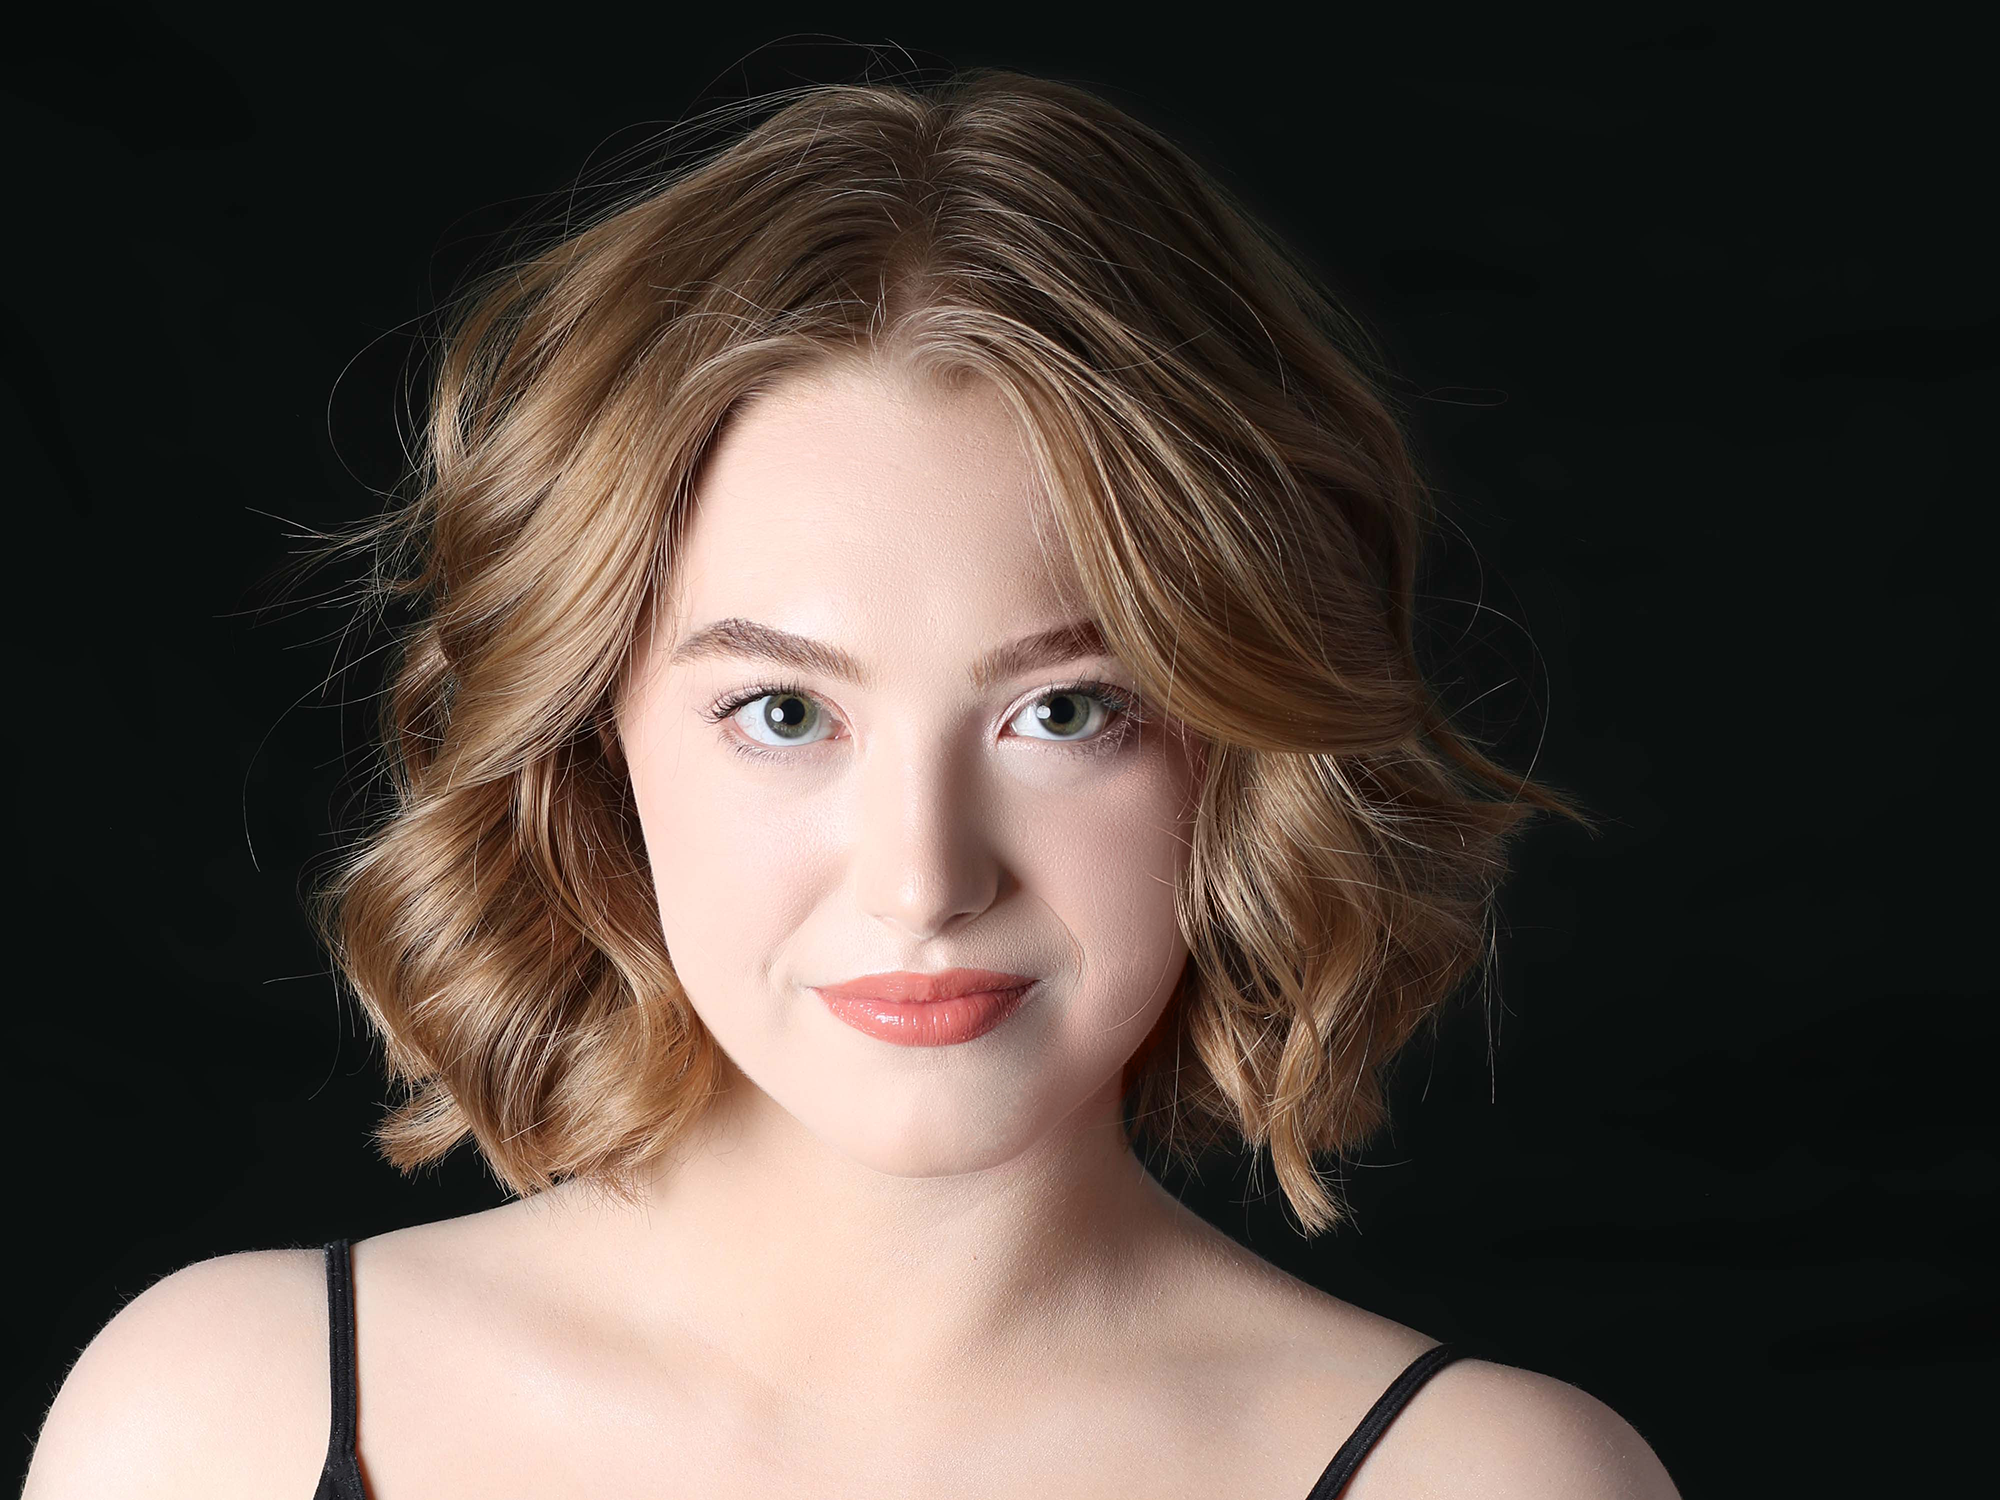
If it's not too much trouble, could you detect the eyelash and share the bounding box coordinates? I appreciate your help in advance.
[700,678,1147,764]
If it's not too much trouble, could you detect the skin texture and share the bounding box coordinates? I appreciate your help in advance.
[602,356,1209,1395]
[22,361,1682,1500]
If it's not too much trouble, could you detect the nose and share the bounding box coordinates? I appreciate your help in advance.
[851,729,1001,941]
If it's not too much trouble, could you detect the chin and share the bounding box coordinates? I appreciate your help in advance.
[799,1079,1060,1179]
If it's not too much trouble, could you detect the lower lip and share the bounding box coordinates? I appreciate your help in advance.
[815,985,1034,1047]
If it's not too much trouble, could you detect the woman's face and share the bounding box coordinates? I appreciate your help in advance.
[617,360,1202,1177]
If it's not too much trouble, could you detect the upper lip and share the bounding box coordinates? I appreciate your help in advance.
[813,968,1038,1003]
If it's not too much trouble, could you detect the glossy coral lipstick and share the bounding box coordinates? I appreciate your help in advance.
[813,968,1036,1047]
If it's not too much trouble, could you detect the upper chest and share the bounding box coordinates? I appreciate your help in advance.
[349,1375,1361,1500]
[342,1293,1412,1500]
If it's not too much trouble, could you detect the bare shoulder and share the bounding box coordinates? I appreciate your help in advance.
[23,1246,333,1500]
[1345,1355,1683,1500]
[1171,1239,1680,1500]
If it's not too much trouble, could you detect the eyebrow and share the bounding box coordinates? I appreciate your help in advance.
[665,616,1114,692]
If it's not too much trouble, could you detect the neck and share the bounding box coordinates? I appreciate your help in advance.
[541,1055,1196,1406]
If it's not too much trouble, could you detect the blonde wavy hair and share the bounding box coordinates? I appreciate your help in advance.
[308,65,1587,1236]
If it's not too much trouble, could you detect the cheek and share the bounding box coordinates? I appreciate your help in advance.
[1019,744,1196,1036]
[626,710,1199,1054]
[628,739,836,997]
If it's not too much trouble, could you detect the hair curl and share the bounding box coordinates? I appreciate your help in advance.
[307,66,1588,1236]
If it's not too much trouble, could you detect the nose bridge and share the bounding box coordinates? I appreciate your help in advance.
[851,719,997,939]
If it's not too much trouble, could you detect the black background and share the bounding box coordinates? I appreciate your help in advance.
[7,9,1993,1495]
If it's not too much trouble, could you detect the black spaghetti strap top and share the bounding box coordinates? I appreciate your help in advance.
[315,1239,366,1500]
[1301,1340,1466,1497]
[311,1237,1462,1499]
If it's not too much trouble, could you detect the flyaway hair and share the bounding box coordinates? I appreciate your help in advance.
[306,66,1588,1236]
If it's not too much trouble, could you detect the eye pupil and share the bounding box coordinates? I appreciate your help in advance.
[766,694,812,736]
[1037,693,1086,734]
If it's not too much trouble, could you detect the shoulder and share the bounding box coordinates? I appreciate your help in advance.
[1149,1228,1676,1498]
[23,1246,335,1500]
[1179,1248,1680,1500]
[1350,1354,1682,1500]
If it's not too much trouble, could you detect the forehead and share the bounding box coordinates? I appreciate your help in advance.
[663,364,1088,641]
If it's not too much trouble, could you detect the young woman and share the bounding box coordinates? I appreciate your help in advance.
[26,68,1680,1499]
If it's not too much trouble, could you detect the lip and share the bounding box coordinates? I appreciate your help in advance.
[815,968,1037,1003]
[813,968,1037,1048]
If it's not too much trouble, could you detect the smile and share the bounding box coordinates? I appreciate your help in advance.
[811,968,1037,1047]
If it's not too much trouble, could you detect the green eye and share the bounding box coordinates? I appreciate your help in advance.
[736,690,830,746]
[1012,689,1105,741]
[703,677,1142,759]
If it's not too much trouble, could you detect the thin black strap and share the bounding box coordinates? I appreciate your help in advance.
[314,1239,367,1500]
[1302,1342,1466,1500]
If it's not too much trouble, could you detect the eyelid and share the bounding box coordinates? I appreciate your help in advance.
[702,678,840,749]
[1005,679,1145,741]
[700,677,1144,755]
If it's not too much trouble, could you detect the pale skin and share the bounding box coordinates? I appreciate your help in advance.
[24,360,1680,1500]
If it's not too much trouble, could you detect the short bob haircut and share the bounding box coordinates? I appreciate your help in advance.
[310,66,1585,1237]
